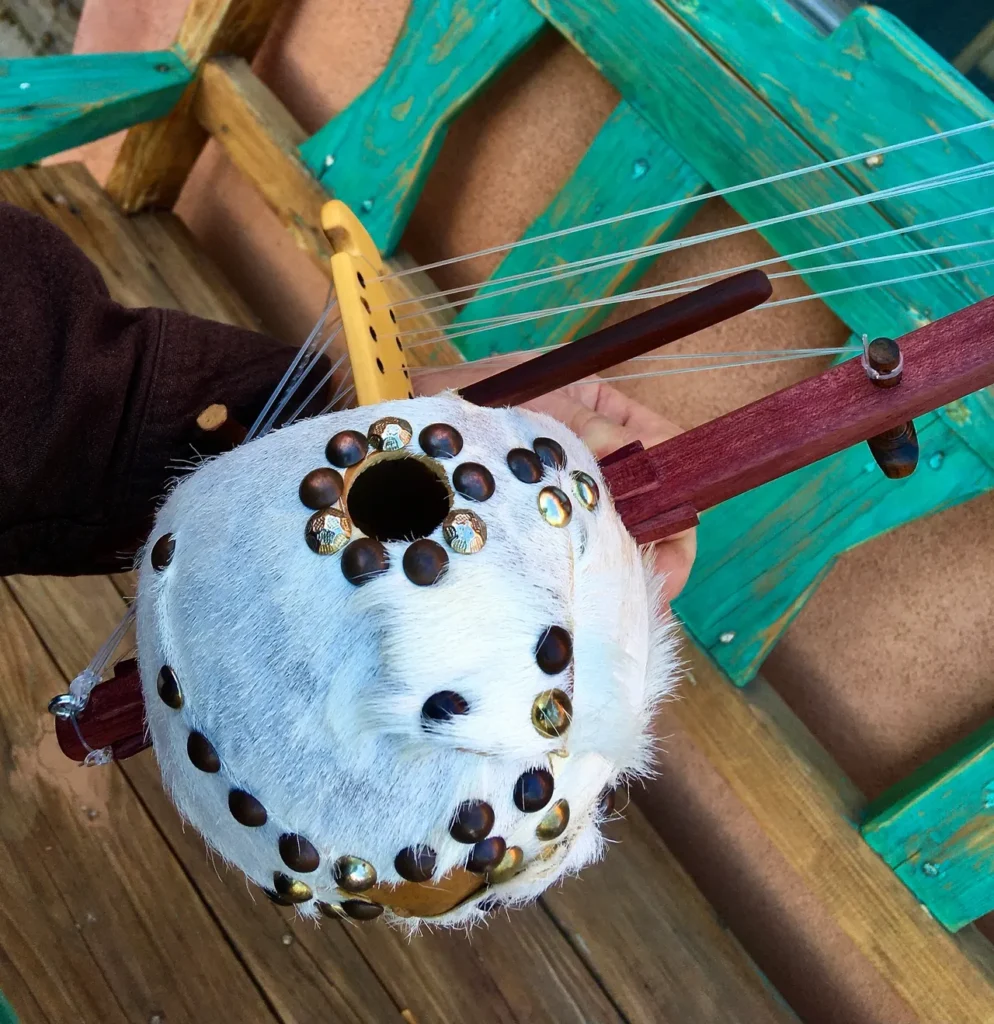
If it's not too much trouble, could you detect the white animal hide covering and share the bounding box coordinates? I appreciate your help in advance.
[136,393,678,927]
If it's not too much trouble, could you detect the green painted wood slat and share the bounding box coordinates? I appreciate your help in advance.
[861,718,994,931]
[528,0,994,686]
[656,1,994,300]
[0,51,191,170]
[673,406,994,674]
[452,100,708,360]
[298,0,546,255]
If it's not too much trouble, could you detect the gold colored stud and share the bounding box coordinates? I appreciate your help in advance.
[537,486,572,527]
[305,507,352,555]
[536,799,570,841]
[531,688,573,739]
[442,509,487,554]
[487,846,524,884]
[368,417,413,452]
[334,855,377,893]
[571,471,599,511]
[273,872,313,904]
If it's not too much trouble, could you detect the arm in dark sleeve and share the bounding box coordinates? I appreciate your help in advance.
[0,202,322,576]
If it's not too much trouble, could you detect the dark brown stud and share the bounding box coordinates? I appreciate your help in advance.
[265,888,296,907]
[395,846,437,883]
[467,836,507,873]
[449,800,495,844]
[513,769,554,813]
[402,539,448,586]
[299,467,344,508]
[535,626,573,675]
[533,437,567,471]
[453,462,495,502]
[422,691,469,721]
[326,429,368,468]
[342,899,384,920]
[273,872,313,904]
[187,732,221,773]
[598,786,616,817]
[341,538,390,585]
[150,533,175,571]
[865,337,902,388]
[867,420,919,479]
[229,789,268,827]
[279,833,321,874]
[156,666,183,710]
[507,448,544,483]
[419,423,464,459]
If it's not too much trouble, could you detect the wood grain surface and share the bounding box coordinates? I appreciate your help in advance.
[665,632,994,1024]
[106,0,284,212]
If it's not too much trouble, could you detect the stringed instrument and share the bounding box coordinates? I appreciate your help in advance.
[46,166,994,927]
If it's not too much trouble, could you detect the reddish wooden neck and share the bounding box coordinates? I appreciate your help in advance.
[602,295,994,544]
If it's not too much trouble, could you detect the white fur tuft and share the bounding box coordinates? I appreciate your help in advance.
[135,394,679,927]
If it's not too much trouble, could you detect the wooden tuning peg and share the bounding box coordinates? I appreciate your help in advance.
[863,337,919,479]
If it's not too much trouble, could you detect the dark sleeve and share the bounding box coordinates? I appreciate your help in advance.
[0,202,321,577]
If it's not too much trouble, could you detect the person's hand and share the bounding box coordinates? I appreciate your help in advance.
[414,357,696,605]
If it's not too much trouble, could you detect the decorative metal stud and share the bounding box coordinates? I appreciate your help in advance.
[229,789,267,827]
[305,507,351,555]
[506,448,544,483]
[341,538,390,585]
[326,429,368,468]
[467,836,506,874]
[334,855,377,893]
[156,665,183,710]
[533,437,566,471]
[151,533,175,571]
[279,834,321,874]
[403,539,448,586]
[571,471,599,511]
[487,846,524,883]
[453,463,495,502]
[531,689,573,739]
[395,846,437,883]
[442,509,487,554]
[419,423,463,459]
[514,769,554,813]
[536,799,570,840]
[299,467,344,509]
[535,626,573,675]
[341,899,384,920]
[422,691,469,721]
[449,800,495,844]
[265,889,296,907]
[187,731,220,773]
[368,417,413,452]
[316,901,345,918]
[537,486,572,527]
[273,872,313,904]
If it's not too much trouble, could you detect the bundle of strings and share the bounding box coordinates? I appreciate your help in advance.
[70,116,994,927]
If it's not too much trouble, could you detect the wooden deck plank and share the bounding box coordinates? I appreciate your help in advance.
[106,0,284,213]
[128,209,262,329]
[0,581,278,1024]
[664,631,994,1024]
[542,808,796,1024]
